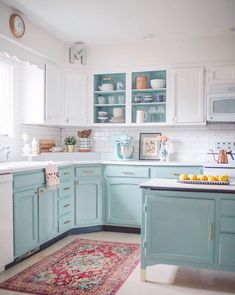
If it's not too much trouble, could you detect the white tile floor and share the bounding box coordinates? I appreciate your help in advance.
[0,232,235,295]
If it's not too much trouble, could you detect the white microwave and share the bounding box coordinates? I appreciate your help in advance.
[207,85,235,122]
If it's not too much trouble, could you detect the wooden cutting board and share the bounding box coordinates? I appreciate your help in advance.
[39,139,55,153]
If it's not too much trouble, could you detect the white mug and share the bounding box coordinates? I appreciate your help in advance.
[113,108,124,118]
[136,110,147,123]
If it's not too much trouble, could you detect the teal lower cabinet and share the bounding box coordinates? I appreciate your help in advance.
[145,193,214,264]
[105,178,146,227]
[141,189,235,281]
[38,187,58,244]
[75,165,102,227]
[150,166,203,179]
[14,189,38,257]
[75,179,102,226]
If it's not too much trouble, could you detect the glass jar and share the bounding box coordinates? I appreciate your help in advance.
[159,142,169,161]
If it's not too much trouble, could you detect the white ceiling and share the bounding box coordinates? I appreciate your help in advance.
[2,0,235,46]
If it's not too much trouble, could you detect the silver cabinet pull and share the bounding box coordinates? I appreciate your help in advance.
[64,220,71,224]
[171,173,180,176]
[63,172,70,175]
[64,187,71,190]
[63,204,70,208]
[122,171,134,175]
[83,170,94,174]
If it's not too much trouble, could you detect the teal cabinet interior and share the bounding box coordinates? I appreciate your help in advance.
[75,165,102,227]
[38,187,58,244]
[14,189,38,257]
[141,189,235,281]
[132,70,167,123]
[93,73,126,124]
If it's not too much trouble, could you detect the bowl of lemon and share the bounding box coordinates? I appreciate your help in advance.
[178,174,229,185]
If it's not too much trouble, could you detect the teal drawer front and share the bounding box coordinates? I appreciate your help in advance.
[76,166,102,177]
[219,234,235,267]
[104,165,149,178]
[220,217,235,233]
[59,167,74,181]
[14,171,45,190]
[58,197,73,216]
[221,200,235,217]
[59,213,73,233]
[59,180,74,199]
[150,166,203,179]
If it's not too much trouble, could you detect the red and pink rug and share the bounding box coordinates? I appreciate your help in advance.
[0,238,140,295]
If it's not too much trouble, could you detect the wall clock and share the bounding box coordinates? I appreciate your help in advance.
[9,14,25,38]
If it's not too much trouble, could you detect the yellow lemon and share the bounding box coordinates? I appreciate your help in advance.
[198,175,208,181]
[208,176,219,182]
[188,174,198,181]
[179,174,189,180]
[218,175,229,182]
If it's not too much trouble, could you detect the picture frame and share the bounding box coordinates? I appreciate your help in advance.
[139,133,161,160]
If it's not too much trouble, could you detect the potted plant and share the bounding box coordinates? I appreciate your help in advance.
[64,136,77,152]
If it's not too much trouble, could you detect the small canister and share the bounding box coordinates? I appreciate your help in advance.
[79,138,91,152]
[136,76,147,89]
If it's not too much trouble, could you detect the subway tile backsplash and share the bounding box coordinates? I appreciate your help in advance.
[62,124,235,163]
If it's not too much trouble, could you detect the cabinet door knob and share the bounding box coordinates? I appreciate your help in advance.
[66,118,69,123]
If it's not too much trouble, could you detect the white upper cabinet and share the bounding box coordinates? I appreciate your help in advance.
[45,64,63,125]
[21,62,44,124]
[207,66,235,84]
[170,67,205,124]
[64,71,88,126]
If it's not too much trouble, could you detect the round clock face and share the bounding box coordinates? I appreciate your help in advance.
[10,14,25,38]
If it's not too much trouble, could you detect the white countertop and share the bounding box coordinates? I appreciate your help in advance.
[139,178,235,193]
[0,160,203,174]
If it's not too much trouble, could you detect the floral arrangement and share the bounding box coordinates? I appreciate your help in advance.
[160,135,169,143]
[64,136,77,145]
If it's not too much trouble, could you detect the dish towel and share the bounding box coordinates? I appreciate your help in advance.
[45,163,60,190]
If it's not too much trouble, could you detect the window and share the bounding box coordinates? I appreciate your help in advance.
[0,59,14,136]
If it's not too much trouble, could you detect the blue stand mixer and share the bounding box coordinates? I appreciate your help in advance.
[113,134,134,160]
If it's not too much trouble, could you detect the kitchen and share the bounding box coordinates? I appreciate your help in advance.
[0,0,235,294]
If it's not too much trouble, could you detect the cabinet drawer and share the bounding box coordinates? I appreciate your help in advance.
[104,165,149,178]
[59,181,74,199]
[58,197,73,216]
[76,166,102,177]
[220,217,235,233]
[221,200,235,217]
[59,213,73,233]
[59,167,74,181]
[150,166,203,179]
[14,171,45,190]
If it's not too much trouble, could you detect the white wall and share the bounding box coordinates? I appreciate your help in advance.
[67,34,235,69]
[0,2,66,64]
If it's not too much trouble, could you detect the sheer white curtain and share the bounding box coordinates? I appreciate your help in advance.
[0,58,13,136]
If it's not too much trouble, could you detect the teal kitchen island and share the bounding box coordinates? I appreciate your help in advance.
[139,178,235,282]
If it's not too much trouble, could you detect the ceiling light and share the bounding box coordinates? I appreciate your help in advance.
[142,33,155,39]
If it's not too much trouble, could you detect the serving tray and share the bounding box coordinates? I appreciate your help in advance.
[177,180,230,185]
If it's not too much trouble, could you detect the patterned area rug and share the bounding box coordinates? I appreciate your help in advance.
[0,239,140,295]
